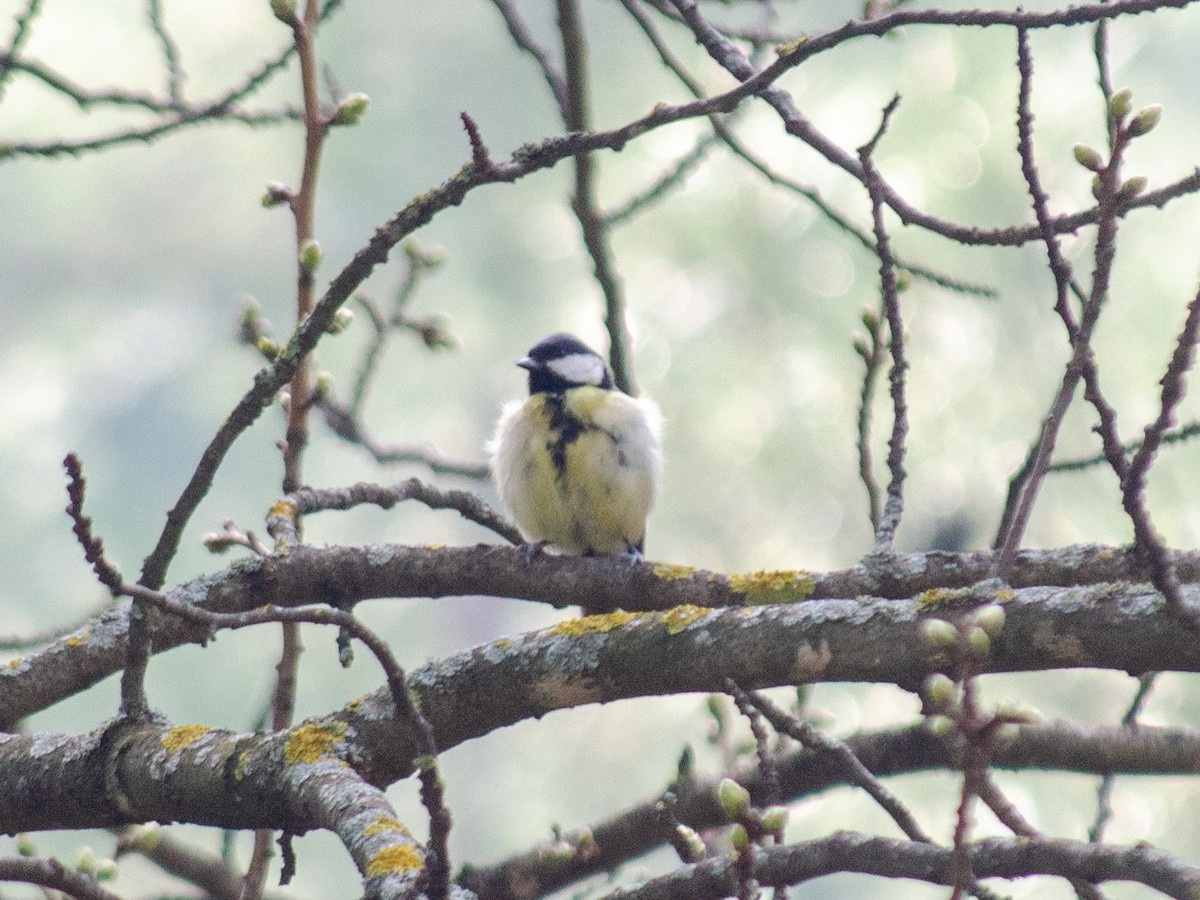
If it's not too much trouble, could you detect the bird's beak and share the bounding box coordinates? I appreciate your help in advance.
[516,356,537,371]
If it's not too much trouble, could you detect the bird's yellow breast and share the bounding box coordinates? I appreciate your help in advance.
[490,386,661,555]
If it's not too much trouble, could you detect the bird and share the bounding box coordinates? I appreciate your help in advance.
[490,332,663,558]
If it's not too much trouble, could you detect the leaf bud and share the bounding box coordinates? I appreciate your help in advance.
[326,307,354,334]
[270,0,296,23]
[331,93,370,127]
[1127,104,1162,138]
[76,845,97,875]
[974,604,1006,638]
[920,618,958,649]
[761,805,790,835]
[255,336,280,360]
[966,625,991,658]
[1118,175,1148,201]
[299,239,323,274]
[676,824,706,862]
[1109,87,1134,120]
[729,823,750,850]
[922,672,957,711]
[96,859,118,881]
[716,777,751,821]
[261,182,292,208]
[1073,144,1105,172]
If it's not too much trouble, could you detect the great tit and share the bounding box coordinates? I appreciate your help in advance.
[490,333,663,557]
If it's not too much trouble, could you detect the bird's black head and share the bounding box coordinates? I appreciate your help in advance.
[518,332,614,395]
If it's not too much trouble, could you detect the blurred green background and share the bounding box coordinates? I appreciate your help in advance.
[3,0,1200,896]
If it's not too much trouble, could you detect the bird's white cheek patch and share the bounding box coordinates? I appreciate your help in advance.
[548,353,606,386]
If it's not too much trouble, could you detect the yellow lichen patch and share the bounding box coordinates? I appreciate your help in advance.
[5,657,21,669]
[776,35,810,56]
[284,721,347,765]
[494,637,513,650]
[65,630,90,647]
[550,611,639,637]
[652,562,698,580]
[161,724,211,753]
[915,588,951,610]
[234,751,250,781]
[363,816,413,839]
[995,588,1015,603]
[366,843,424,877]
[267,499,298,520]
[662,604,709,635]
[729,570,813,606]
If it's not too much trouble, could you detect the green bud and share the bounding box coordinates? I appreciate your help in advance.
[96,859,118,881]
[925,714,955,738]
[16,835,36,857]
[974,604,1006,638]
[76,845,97,875]
[761,805,789,835]
[126,824,163,851]
[966,625,991,658]
[1118,175,1148,201]
[546,840,574,861]
[326,307,354,334]
[716,777,751,821]
[270,0,296,23]
[1072,144,1105,173]
[1091,173,1105,201]
[853,338,870,360]
[676,824,706,862]
[1127,104,1162,137]
[299,239,323,273]
[261,182,292,208]
[861,309,879,331]
[895,271,912,293]
[313,371,333,401]
[922,672,957,711]
[729,823,750,851]
[920,618,958,649]
[1109,87,1133,120]
[256,336,280,360]
[331,93,370,127]
[575,828,596,853]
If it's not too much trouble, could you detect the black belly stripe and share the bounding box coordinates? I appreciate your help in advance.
[543,393,623,480]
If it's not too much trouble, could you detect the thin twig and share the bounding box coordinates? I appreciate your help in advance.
[995,28,1081,559]
[0,0,43,99]
[736,688,933,845]
[62,454,124,597]
[855,309,886,532]
[1089,672,1158,842]
[556,0,638,395]
[858,97,909,551]
[1049,420,1200,471]
[146,0,185,103]
[726,679,780,807]
[1121,286,1200,622]
[487,0,570,112]
[266,479,521,549]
